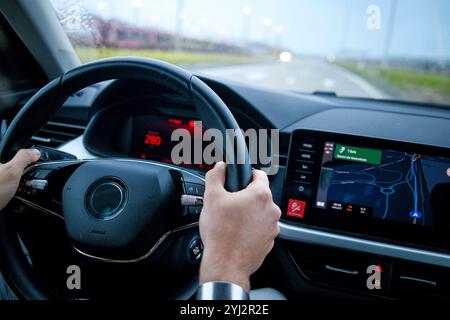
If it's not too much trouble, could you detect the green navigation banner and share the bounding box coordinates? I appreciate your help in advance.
[334,144,382,165]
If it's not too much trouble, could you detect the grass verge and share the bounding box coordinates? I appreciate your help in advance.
[75,47,254,67]
[338,62,450,95]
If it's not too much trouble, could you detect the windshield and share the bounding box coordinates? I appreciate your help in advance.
[50,0,450,106]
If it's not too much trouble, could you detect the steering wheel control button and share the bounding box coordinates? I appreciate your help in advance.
[25,179,48,191]
[86,178,127,220]
[38,150,50,161]
[189,238,203,262]
[32,145,77,161]
[31,169,52,179]
[287,199,306,219]
[181,194,203,206]
[188,206,202,216]
[184,183,204,195]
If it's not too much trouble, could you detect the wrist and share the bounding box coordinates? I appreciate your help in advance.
[200,247,251,292]
[197,281,250,300]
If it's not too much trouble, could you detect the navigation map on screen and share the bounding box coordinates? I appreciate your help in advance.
[315,142,450,226]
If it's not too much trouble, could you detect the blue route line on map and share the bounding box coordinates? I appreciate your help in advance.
[329,152,419,220]
[411,156,418,213]
[408,155,424,222]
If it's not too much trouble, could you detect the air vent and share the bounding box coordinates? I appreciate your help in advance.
[31,121,86,148]
[288,243,390,297]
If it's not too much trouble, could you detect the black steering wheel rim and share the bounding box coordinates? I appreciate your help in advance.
[0,57,252,299]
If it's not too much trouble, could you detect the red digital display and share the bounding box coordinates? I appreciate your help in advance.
[144,132,162,146]
[168,118,182,125]
[132,115,213,171]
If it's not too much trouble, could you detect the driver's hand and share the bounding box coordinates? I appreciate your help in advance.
[199,162,281,292]
[0,149,41,211]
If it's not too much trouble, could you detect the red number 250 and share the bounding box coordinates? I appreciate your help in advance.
[145,133,162,146]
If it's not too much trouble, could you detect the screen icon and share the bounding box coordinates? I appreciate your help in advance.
[316,201,326,208]
[334,144,382,165]
[331,202,343,211]
[409,210,423,219]
[359,206,373,217]
[324,142,334,156]
[287,199,306,219]
[345,204,353,213]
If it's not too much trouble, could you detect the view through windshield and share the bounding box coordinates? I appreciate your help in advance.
[50,0,450,106]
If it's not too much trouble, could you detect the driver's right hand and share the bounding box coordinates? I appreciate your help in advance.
[199,161,281,292]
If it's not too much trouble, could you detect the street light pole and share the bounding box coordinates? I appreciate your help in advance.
[432,0,444,67]
[382,0,397,68]
[262,17,273,46]
[175,0,185,51]
[242,5,252,45]
[131,0,144,26]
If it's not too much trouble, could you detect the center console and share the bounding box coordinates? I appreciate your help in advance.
[281,129,450,253]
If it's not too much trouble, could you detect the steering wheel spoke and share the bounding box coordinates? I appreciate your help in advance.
[16,160,83,219]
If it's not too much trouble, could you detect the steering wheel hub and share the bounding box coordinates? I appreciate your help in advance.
[63,160,176,261]
[86,177,127,220]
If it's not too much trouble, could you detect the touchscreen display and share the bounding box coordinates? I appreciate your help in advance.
[315,142,450,227]
[283,130,450,250]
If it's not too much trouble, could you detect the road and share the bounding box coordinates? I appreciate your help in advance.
[200,59,387,99]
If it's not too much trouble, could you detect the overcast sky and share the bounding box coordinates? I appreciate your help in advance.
[52,0,450,60]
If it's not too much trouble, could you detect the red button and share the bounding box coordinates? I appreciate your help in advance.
[287,199,306,218]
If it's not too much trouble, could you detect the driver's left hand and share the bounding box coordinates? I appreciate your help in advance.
[0,149,41,211]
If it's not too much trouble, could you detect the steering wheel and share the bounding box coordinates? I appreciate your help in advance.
[0,57,252,299]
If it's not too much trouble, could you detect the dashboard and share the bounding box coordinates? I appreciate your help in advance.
[55,76,450,299]
[77,79,450,256]
[82,92,216,171]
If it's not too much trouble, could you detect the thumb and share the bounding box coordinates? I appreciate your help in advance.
[205,161,227,194]
[6,149,41,172]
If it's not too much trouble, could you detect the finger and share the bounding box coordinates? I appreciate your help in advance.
[204,161,227,194]
[6,149,41,172]
[247,169,269,189]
